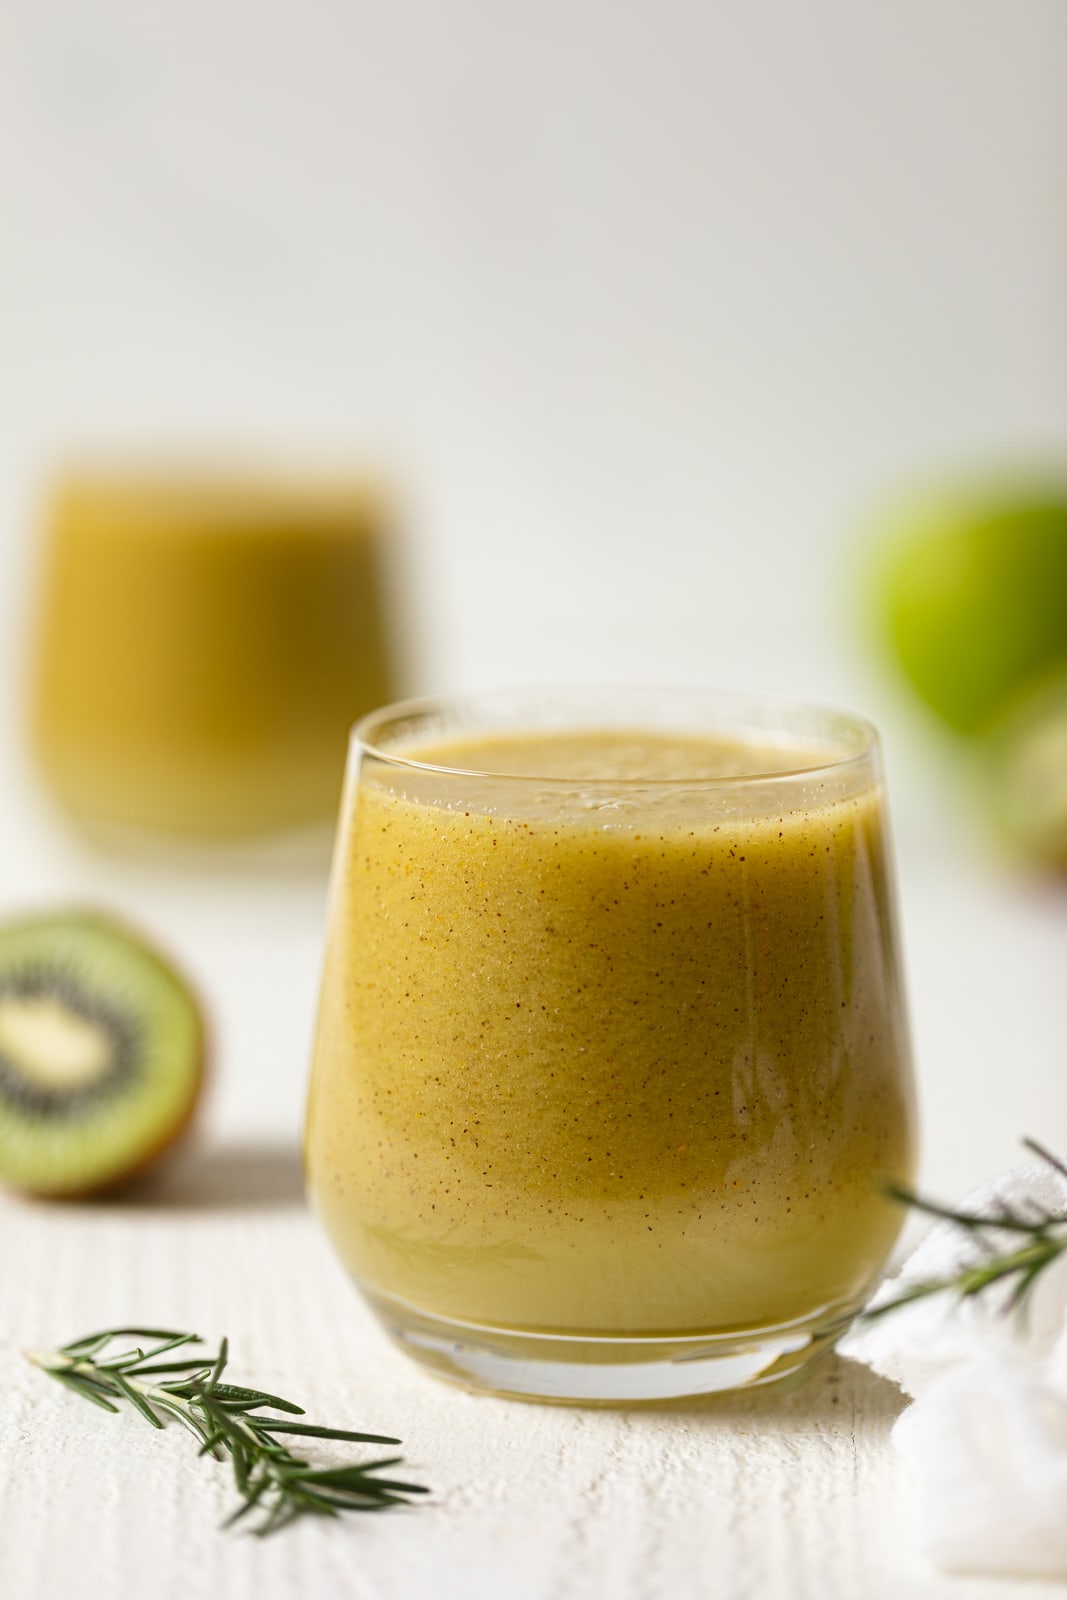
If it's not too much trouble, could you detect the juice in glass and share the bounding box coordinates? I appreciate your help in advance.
[29,470,398,840]
[306,691,916,1400]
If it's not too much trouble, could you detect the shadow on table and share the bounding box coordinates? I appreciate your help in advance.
[116,1141,307,1212]
[641,1350,906,1432]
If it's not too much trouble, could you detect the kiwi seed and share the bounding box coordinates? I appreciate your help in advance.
[0,911,205,1197]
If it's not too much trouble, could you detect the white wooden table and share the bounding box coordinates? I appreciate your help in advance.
[2,734,1066,1600]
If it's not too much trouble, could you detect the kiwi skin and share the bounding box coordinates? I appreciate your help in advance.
[0,910,207,1199]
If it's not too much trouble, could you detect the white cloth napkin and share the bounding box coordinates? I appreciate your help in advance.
[840,1159,1067,1578]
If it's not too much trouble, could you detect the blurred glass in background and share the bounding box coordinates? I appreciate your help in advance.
[28,468,401,842]
[0,3,1063,1190]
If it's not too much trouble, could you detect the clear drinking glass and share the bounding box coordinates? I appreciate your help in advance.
[28,468,398,842]
[305,689,917,1402]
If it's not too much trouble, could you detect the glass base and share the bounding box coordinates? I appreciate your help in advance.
[68,813,334,873]
[362,1287,859,1404]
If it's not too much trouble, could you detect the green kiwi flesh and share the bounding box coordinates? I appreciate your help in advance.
[0,912,204,1196]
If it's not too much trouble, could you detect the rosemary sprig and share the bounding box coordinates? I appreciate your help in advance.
[25,1327,429,1536]
[864,1138,1067,1322]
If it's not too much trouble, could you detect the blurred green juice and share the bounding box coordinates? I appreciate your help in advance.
[307,723,916,1336]
[29,470,399,840]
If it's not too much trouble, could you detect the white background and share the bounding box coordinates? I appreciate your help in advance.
[2,12,1067,1599]
[1,0,1066,1197]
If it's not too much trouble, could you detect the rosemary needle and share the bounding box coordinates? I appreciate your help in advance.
[25,1328,429,1536]
[864,1138,1067,1322]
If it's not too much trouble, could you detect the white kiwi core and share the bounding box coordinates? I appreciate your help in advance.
[0,998,113,1089]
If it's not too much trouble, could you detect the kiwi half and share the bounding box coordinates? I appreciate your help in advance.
[0,911,204,1197]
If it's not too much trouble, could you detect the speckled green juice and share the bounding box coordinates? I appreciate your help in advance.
[306,729,916,1335]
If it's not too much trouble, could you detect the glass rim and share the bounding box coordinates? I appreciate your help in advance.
[352,687,881,789]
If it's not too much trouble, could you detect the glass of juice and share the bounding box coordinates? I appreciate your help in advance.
[28,468,399,844]
[305,689,917,1402]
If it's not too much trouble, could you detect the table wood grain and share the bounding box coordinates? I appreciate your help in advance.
[1,737,1065,1599]
[3,1167,1065,1600]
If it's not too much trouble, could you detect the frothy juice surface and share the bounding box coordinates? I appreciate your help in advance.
[306,727,916,1335]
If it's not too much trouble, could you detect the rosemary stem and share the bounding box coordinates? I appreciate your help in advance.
[25,1330,428,1535]
[866,1140,1067,1323]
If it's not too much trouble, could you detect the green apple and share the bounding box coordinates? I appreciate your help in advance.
[873,489,1067,735]
[987,667,1067,869]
